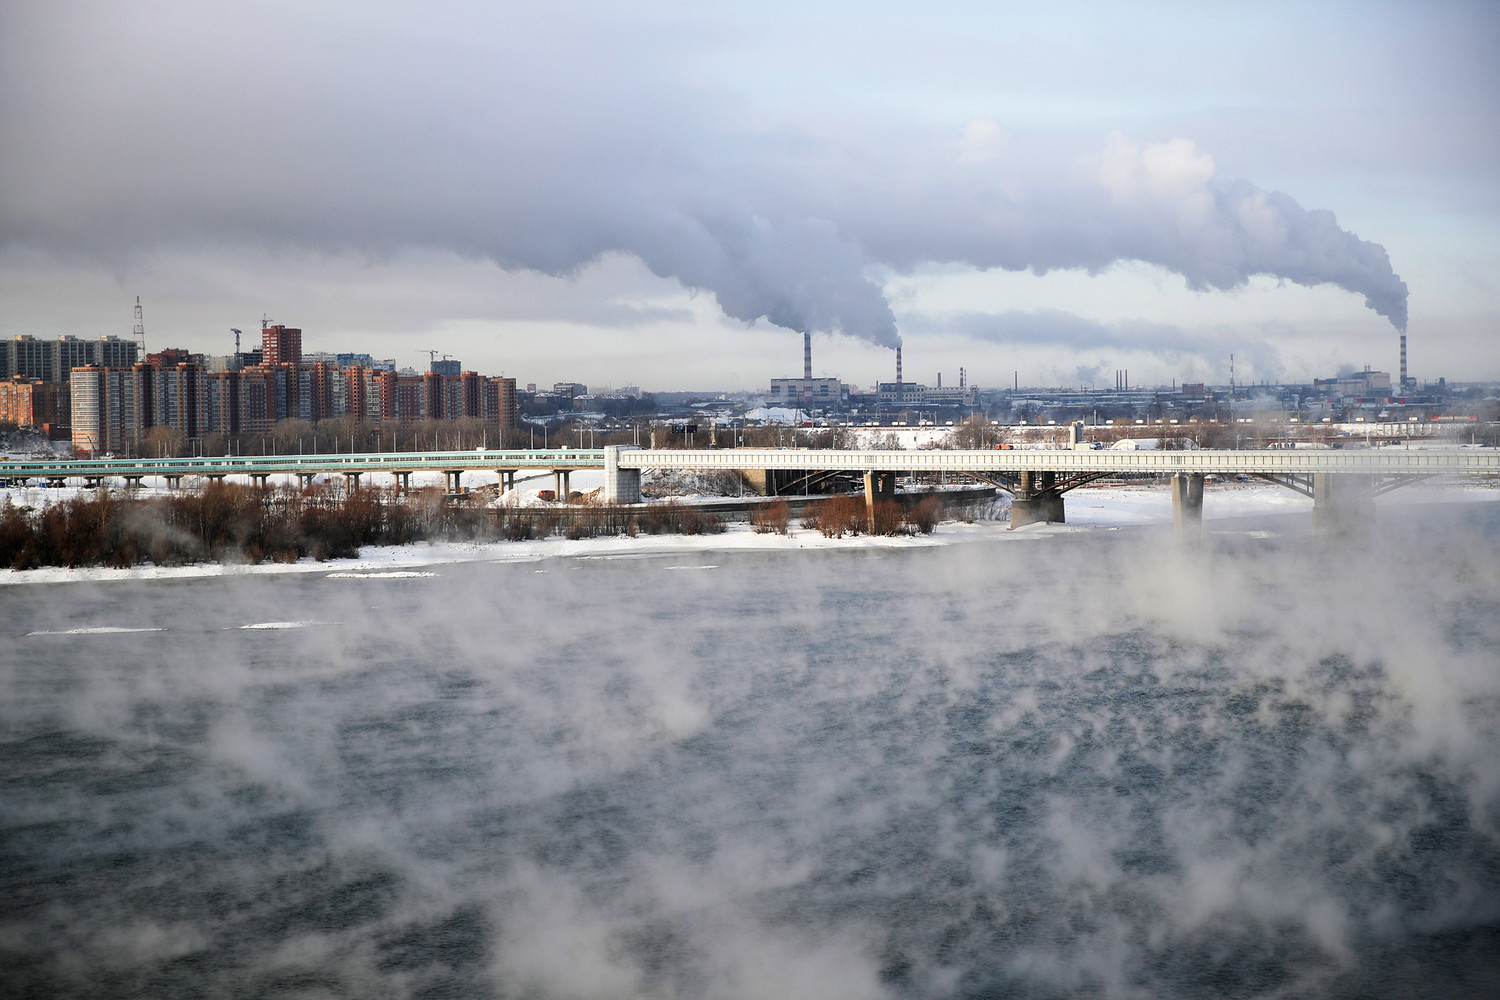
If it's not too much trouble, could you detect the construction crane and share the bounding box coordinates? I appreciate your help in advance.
[230,328,242,354]
[416,350,456,372]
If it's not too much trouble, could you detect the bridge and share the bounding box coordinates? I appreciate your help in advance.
[603,446,1499,533]
[2,445,1495,534]
[0,450,599,497]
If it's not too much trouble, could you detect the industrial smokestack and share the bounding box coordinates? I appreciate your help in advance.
[896,346,903,385]
[937,372,942,388]
[960,367,966,389]
[803,331,813,410]
[1400,334,1408,389]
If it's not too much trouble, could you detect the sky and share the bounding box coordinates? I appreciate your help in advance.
[2,1,1496,391]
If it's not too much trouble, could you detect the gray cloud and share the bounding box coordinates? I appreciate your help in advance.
[0,4,1409,351]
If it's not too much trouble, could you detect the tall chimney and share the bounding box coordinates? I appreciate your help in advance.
[937,372,942,388]
[1400,334,1408,390]
[896,345,903,385]
[960,366,966,389]
[803,331,813,410]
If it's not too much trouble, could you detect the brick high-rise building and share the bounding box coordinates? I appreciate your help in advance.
[0,377,62,429]
[261,325,302,367]
[70,365,150,455]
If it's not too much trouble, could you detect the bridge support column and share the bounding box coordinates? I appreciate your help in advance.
[498,469,516,494]
[603,446,642,504]
[1009,470,1065,528]
[554,469,571,499]
[346,472,362,492]
[444,470,462,493]
[1171,473,1205,540]
[205,474,225,484]
[297,473,315,490]
[863,471,896,517]
[164,475,182,490]
[251,474,269,489]
[394,471,411,493]
[124,476,143,490]
[85,477,103,489]
[1312,473,1374,534]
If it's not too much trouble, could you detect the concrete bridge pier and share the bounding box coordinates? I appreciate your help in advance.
[124,476,143,490]
[1009,471,1066,528]
[864,471,897,516]
[1171,473,1205,540]
[297,472,315,490]
[251,474,270,489]
[164,475,183,490]
[393,471,412,492]
[345,472,363,492]
[1312,473,1374,534]
[603,446,642,504]
[554,469,571,499]
[444,470,463,493]
[498,469,516,494]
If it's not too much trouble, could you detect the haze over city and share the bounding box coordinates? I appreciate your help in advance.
[2,2,1497,391]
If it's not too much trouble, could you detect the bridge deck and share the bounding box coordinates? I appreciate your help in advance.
[0,450,603,480]
[1,447,1496,482]
[615,448,1500,476]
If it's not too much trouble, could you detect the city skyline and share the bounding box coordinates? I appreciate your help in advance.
[2,2,1496,390]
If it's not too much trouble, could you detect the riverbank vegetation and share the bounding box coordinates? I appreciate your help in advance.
[0,483,953,570]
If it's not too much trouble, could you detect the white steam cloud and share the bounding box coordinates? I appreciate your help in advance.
[0,6,1408,348]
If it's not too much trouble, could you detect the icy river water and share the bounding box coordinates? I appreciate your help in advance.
[3,507,1500,999]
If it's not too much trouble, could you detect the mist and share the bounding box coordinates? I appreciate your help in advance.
[3,507,1498,997]
[0,5,1409,349]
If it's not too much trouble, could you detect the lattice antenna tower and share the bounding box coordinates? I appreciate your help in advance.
[132,296,147,354]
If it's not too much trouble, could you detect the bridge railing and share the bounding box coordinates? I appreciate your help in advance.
[0,449,608,479]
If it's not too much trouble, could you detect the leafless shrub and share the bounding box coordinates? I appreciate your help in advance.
[905,495,943,534]
[870,499,911,536]
[751,499,791,534]
[637,500,724,535]
[802,494,866,537]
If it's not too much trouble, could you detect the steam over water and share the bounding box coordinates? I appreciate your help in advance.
[4,508,1500,998]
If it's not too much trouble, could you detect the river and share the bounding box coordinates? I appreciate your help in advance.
[3,506,1498,998]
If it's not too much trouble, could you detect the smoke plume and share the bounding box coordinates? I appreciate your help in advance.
[0,6,1408,344]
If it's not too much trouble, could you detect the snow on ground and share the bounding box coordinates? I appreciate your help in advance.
[2,477,1493,586]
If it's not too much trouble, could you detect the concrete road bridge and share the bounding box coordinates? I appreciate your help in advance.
[601,446,1499,533]
[0,450,600,498]
[3,446,1496,534]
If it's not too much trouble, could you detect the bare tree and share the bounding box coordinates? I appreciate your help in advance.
[142,425,187,458]
[950,415,1008,449]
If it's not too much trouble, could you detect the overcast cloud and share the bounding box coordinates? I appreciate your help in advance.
[1,1,1495,386]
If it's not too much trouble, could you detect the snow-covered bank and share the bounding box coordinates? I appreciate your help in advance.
[1,480,1493,586]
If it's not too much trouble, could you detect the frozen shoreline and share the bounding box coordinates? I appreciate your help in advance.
[1,480,1494,586]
